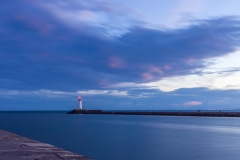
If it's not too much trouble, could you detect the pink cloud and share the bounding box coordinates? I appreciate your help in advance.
[77,10,98,22]
[109,57,126,69]
[15,14,55,35]
[148,66,164,74]
[141,73,154,81]
[164,64,172,70]
[141,66,164,81]
[184,101,202,106]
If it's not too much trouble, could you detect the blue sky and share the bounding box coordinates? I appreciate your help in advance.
[1,0,240,110]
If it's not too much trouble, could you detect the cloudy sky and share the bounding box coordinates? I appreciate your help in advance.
[1,0,240,110]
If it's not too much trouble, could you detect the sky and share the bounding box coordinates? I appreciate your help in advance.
[1,0,240,110]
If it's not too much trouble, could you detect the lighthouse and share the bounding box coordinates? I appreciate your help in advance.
[78,96,82,110]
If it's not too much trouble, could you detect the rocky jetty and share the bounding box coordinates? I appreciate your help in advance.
[68,109,240,117]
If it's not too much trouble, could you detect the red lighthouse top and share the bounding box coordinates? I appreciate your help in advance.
[78,96,82,101]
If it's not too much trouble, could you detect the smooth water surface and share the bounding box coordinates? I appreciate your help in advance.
[1,112,240,160]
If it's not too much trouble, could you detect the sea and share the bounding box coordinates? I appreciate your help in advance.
[1,111,240,160]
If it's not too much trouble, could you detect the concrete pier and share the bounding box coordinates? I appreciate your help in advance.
[0,129,92,160]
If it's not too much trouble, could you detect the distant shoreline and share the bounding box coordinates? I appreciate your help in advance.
[68,109,240,117]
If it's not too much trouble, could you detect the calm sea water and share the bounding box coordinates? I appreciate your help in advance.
[1,111,240,160]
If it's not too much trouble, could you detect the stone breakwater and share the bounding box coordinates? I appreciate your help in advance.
[0,129,92,160]
[68,109,240,117]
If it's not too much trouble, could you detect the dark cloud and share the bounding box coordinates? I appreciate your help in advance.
[1,1,240,91]
[116,17,240,80]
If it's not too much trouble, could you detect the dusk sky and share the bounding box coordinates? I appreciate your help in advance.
[1,0,240,110]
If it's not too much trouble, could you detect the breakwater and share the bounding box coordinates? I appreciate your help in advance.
[0,129,92,160]
[68,109,240,117]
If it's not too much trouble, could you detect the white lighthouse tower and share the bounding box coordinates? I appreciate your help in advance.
[78,96,82,110]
